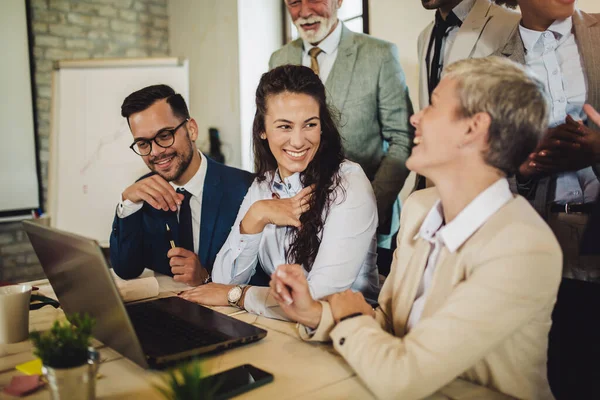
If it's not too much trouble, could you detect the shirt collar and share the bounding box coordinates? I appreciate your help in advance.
[519,17,573,54]
[303,19,343,55]
[453,0,476,23]
[170,151,207,198]
[414,178,513,253]
[270,170,304,198]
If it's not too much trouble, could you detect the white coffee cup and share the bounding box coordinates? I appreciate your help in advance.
[0,284,32,344]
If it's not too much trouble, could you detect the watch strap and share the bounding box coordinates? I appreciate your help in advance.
[339,312,363,322]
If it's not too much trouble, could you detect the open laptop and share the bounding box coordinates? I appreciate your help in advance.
[23,221,267,369]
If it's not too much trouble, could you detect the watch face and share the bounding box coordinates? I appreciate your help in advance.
[228,286,243,303]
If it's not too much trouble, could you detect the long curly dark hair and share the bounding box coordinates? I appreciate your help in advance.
[252,65,345,271]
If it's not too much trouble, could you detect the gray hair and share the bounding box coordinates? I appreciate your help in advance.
[443,56,548,176]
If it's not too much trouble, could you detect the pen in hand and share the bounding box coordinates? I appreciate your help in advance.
[166,223,176,249]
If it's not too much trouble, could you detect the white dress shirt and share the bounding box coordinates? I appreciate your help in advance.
[212,160,379,320]
[427,0,476,80]
[406,178,514,331]
[519,18,599,204]
[301,20,343,83]
[117,151,207,254]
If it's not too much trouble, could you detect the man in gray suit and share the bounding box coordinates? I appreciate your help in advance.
[270,0,414,269]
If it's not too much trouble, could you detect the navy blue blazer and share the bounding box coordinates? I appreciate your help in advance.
[110,156,254,280]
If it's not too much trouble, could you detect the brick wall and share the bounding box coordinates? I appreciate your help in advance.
[0,0,169,283]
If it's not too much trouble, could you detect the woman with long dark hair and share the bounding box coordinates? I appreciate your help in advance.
[179,65,379,320]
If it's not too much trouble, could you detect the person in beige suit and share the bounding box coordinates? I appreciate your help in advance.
[268,57,562,400]
[418,0,520,110]
[414,0,520,190]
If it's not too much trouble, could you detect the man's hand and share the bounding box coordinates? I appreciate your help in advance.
[178,283,233,306]
[122,174,183,211]
[168,247,209,286]
[240,186,313,234]
[328,290,375,324]
[269,264,322,329]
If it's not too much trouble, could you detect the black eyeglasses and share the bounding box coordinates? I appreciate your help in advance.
[129,118,189,156]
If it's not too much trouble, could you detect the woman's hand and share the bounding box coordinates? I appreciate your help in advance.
[178,283,234,306]
[328,290,375,324]
[269,264,322,329]
[240,186,313,234]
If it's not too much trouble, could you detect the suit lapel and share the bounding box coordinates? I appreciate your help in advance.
[446,0,493,65]
[286,39,303,65]
[199,157,223,267]
[420,249,461,319]
[497,26,526,64]
[325,25,358,113]
[573,10,600,130]
[394,239,432,337]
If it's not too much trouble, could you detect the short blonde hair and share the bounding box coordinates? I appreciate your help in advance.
[443,57,548,176]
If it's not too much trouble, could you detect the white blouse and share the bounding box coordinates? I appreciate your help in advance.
[212,160,380,320]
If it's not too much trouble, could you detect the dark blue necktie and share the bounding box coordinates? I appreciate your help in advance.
[427,10,462,97]
[177,188,194,252]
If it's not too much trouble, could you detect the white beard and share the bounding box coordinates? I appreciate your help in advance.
[294,16,337,44]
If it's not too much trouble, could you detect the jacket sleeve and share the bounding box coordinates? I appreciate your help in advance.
[371,43,415,233]
[326,227,562,400]
[109,206,146,279]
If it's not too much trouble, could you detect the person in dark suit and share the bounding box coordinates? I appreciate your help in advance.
[109,84,254,286]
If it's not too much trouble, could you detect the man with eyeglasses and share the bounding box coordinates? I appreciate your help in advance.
[109,84,254,287]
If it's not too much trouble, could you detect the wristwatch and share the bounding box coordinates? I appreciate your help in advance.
[227,285,245,308]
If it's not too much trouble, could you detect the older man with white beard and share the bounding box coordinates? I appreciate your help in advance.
[269,0,414,273]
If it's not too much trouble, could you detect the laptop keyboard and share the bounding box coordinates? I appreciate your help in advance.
[126,301,229,355]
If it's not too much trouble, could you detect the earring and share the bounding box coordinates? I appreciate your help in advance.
[260,133,266,140]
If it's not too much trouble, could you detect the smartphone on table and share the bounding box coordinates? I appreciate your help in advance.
[203,364,273,399]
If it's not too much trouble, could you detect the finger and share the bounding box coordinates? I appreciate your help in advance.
[565,115,584,128]
[151,176,183,210]
[148,180,179,212]
[170,265,187,275]
[271,267,294,303]
[294,185,314,200]
[173,274,188,283]
[167,247,194,258]
[275,266,308,294]
[584,104,600,127]
[137,190,166,211]
[279,264,305,278]
[299,203,310,214]
[143,183,175,211]
[546,128,584,143]
[269,286,286,305]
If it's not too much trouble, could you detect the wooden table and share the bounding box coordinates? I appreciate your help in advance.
[0,275,513,400]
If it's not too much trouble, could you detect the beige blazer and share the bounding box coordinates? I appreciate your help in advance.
[301,188,562,400]
[417,0,520,110]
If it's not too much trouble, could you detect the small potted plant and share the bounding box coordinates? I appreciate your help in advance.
[30,313,100,400]
[156,360,222,400]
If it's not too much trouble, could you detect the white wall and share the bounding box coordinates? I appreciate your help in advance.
[579,0,600,13]
[168,0,243,168]
[369,1,432,110]
[238,0,283,171]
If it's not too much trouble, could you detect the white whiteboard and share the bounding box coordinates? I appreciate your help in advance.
[0,0,40,216]
[49,58,189,246]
